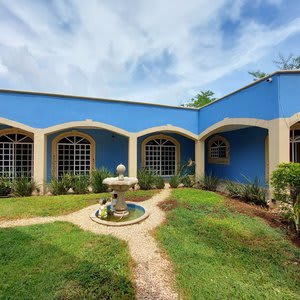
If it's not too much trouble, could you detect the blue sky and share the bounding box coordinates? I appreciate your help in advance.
[0,0,300,105]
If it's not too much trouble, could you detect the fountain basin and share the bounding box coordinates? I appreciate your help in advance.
[90,202,149,226]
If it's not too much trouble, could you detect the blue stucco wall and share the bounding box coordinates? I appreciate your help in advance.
[47,128,128,181]
[205,127,268,183]
[137,133,195,172]
[198,75,279,133]
[0,92,198,134]
[278,74,300,119]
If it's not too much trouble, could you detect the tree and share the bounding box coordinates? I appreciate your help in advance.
[248,70,268,81]
[271,163,300,234]
[248,53,300,81]
[182,90,216,108]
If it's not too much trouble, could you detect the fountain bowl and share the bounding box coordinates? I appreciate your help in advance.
[90,201,149,226]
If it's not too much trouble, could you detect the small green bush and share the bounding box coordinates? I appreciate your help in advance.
[12,176,36,197]
[198,172,220,191]
[169,175,181,188]
[180,175,194,187]
[73,175,90,194]
[154,176,165,189]
[226,178,267,206]
[138,169,155,190]
[49,177,68,195]
[91,168,111,193]
[226,181,243,198]
[241,177,267,206]
[0,176,11,196]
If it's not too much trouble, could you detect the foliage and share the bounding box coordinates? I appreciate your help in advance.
[48,177,68,195]
[197,172,220,191]
[249,53,300,80]
[0,190,156,220]
[182,90,216,108]
[154,175,165,189]
[11,176,36,197]
[240,177,268,206]
[271,163,300,233]
[274,53,300,70]
[180,174,194,187]
[91,168,111,193]
[137,169,156,190]
[0,176,11,196]
[226,180,243,198]
[248,70,268,81]
[0,222,135,299]
[156,188,300,299]
[169,175,181,188]
[226,178,267,206]
[73,175,90,194]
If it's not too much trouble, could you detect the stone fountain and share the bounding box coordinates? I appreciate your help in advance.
[90,164,149,226]
[103,164,138,217]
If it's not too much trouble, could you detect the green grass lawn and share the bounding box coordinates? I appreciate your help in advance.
[0,190,156,220]
[156,188,300,300]
[0,222,134,299]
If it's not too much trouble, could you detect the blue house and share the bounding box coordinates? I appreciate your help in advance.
[0,70,300,193]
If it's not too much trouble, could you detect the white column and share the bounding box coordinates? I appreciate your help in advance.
[34,131,47,194]
[268,118,290,181]
[128,135,137,177]
[195,139,205,178]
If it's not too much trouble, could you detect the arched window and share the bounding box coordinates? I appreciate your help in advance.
[142,135,180,176]
[52,132,95,177]
[0,129,33,179]
[290,128,300,163]
[208,135,229,164]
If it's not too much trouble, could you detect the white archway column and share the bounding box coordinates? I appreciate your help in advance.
[268,119,290,183]
[195,140,205,178]
[128,136,137,177]
[34,131,47,194]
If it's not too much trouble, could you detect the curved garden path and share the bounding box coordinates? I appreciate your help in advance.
[0,188,178,300]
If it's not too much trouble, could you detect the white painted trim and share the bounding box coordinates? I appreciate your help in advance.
[135,125,198,141]
[41,120,131,137]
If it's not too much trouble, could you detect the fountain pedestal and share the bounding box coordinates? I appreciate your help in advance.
[103,164,138,217]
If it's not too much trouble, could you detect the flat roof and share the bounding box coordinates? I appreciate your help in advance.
[0,70,299,111]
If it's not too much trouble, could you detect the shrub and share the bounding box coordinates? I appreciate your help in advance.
[240,177,267,206]
[180,175,194,187]
[73,175,90,194]
[0,176,11,196]
[198,172,220,191]
[12,176,36,197]
[271,163,300,233]
[91,168,111,193]
[49,177,68,195]
[154,175,165,189]
[137,169,155,190]
[226,181,243,198]
[169,175,181,188]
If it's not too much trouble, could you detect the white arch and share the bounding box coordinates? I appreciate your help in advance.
[41,120,131,137]
[135,125,198,140]
[199,118,270,140]
[0,117,36,133]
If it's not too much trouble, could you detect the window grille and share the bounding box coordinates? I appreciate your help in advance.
[0,133,33,178]
[145,138,177,176]
[57,135,91,177]
[290,129,300,163]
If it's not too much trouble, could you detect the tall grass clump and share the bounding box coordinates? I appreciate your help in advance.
[12,176,36,197]
[91,168,111,193]
[73,175,90,194]
[169,175,181,188]
[138,169,155,190]
[198,172,220,191]
[0,176,11,196]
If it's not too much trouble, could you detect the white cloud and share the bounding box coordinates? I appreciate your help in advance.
[0,0,299,104]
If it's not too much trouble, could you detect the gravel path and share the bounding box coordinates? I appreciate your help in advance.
[0,188,178,300]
